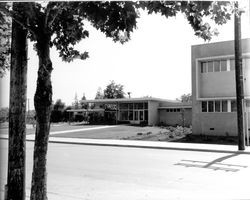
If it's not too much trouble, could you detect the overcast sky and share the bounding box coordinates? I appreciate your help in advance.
[0,3,250,110]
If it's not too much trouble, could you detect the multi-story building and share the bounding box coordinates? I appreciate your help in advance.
[191,38,250,136]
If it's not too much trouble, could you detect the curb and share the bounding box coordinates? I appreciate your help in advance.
[1,135,250,154]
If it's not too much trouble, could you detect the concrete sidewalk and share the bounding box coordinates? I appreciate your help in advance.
[1,134,250,154]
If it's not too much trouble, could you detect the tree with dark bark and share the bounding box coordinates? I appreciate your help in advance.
[4,3,28,200]
[0,1,234,199]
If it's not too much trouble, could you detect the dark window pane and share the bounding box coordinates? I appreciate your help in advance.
[134,111,138,120]
[221,60,227,71]
[222,100,227,112]
[215,101,220,112]
[214,61,220,72]
[120,103,128,109]
[139,111,143,120]
[202,101,207,112]
[144,110,148,121]
[128,103,133,110]
[208,101,214,112]
[230,59,235,71]
[231,100,237,112]
[208,61,213,72]
[201,62,207,73]
[129,111,133,120]
[144,102,148,109]
[121,111,128,120]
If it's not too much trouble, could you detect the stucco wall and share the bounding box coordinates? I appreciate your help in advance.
[148,101,159,126]
[159,108,192,127]
[200,71,236,97]
[192,38,250,136]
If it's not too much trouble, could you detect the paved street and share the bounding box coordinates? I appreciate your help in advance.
[1,138,250,200]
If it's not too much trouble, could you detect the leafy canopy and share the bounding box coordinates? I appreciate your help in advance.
[104,80,125,99]
[0,3,11,77]
[0,1,233,68]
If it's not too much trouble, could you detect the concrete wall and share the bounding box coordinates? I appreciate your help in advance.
[192,38,250,136]
[148,101,159,126]
[159,108,192,127]
[200,71,236,98]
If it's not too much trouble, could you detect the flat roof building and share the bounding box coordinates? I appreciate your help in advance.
[69,39,249,137]
[68,97,192,126]
[191,38,250,136]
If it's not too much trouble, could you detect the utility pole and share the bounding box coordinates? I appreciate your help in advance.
[6,2,28,200]
[234,1,245,150]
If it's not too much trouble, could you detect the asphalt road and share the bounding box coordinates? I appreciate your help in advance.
[1,139,250,200]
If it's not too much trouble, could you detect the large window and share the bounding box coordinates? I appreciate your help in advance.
[119,102,148,122]
[201,60,228,73]
[201,100,231,112]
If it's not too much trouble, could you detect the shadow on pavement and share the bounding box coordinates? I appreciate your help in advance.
[175,153,248,172]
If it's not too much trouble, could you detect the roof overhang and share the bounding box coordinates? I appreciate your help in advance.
[79,97,179,104]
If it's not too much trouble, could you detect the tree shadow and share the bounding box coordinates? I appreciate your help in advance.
[175,153,248,172]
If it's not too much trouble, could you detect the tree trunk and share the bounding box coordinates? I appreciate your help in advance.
[30,34,53,200]
[7,3,28,200]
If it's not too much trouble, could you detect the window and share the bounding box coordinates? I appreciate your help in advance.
[208,61,213,72]
[134,103,143,110]
[166,108,181,112]
[129,111,133,120]
[214,61,220,72]
[201,60,229,73]
[215,101,220,112]
[231,100,237,112]
[120,103,128,109]
[222,100,228,112]
[221,60,227,71]
[121,111,128,120]
[202,100,228,112]
[202,101,207,112]
[128,103,133,110]
[139,110,144,120]
[144,110,148,121]
[201,62,207,73]
[230,59,235,71]
[208,101,214,112]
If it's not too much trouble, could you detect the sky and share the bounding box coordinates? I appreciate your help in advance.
[0,2,250,110]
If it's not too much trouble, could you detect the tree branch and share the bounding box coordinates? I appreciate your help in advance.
[0,6,37,37]
[47,2,65,28]
[44,3,51,28]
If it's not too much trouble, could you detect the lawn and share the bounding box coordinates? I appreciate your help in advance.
[0,122,238,145]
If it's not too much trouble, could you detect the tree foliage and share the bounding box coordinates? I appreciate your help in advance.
[80,93,88,109]
[95,87,104,99]
[50,99,65,122]
[137,1,233,40]
[0,3,11,77]
[177,93,192,103]
[104,80,125,99]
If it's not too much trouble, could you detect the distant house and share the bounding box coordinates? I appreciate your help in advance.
[191,38,250,136]
[68,97,192,126]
